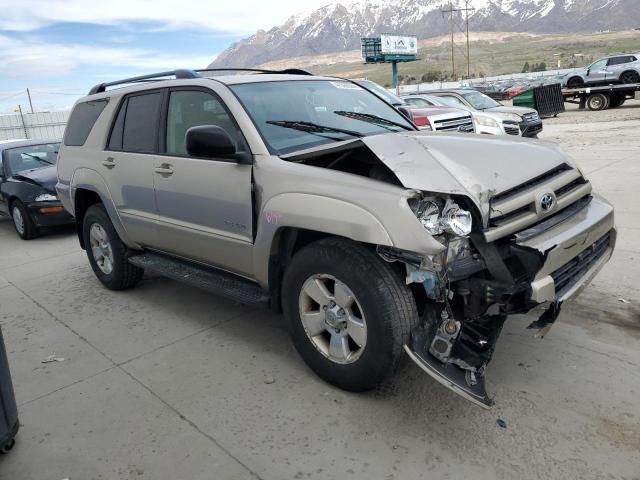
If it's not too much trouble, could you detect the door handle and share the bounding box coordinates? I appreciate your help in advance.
[101,157,116,169]
[154,164,174,176]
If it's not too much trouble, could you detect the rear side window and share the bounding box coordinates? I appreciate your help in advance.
[108,91,162,153]
[64,99,108,146]
[608,56,631,66]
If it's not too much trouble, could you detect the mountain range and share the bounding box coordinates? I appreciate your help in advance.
[209,0,640,68]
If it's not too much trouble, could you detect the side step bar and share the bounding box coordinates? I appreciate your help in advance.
[128,252,270,306]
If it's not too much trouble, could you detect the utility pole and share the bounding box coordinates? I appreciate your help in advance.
[26,88,34,113]
[465,0,471,78]
[442,2,455,78]
[16,105,28,139]
[441,1,475,79]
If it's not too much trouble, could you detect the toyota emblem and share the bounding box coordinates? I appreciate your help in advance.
[540,193,555,211]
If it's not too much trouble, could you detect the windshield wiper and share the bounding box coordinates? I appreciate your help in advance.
[333,111,413,131]
[266,120,364,139]
[22,153,54,165]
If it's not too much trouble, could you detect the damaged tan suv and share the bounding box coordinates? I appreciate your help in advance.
[57,69,616,407]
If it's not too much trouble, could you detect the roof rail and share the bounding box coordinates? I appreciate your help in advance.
[195,68,313,76]
[88,69,201,95]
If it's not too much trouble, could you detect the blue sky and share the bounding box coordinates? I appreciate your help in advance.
[0,0,340,113]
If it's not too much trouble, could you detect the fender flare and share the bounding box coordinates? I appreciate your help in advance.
[252,193,394,287]
[71,167,140,249]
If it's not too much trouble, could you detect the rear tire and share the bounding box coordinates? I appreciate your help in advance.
[586,93,608,111]
[609,94,626,108]
[282,238,418,392]
[620,71,639,84]
[82,204,143,290]
[10,200,38,240]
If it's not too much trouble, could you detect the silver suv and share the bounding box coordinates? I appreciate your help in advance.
[57,69,616,407]
[563,53,640,89]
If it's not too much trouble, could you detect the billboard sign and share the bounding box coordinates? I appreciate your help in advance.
[380,34,418,55]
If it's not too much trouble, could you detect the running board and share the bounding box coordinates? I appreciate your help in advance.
[404,345,494,409]
[128,252,270,306]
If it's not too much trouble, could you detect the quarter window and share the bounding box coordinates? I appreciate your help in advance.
[64,100,108,146]
[165,90,240,156]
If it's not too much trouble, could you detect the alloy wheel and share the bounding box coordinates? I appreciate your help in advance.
[298,274,367,364]
[89,223,114,274]
[12,206,24,236]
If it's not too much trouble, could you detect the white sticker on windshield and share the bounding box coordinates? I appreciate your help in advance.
[330,81,361,90]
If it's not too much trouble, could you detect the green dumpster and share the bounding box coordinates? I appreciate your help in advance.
[513,83,565,118]
[513,88,535,109]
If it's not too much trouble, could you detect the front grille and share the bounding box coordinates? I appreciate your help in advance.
[433,115,474,132]
[492,164,571,203]
[503,121,520,135]
[485,164,592,241]
[551,232,611,298]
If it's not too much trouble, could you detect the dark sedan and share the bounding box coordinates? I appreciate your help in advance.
[0,139,74,239]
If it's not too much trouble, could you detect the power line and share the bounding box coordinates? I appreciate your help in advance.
[441,1,475,78]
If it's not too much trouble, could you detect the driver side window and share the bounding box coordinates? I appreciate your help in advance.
[166,90,240,156]
[590,59,607,70]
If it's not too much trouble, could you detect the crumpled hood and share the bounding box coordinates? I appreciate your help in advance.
[12,165,57,192]
[485,105,537,116]
[361,132,574,220]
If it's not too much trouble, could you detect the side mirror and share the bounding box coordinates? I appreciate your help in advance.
[586,69,590,76]
[397,106,412,120]
[185,125,251,164]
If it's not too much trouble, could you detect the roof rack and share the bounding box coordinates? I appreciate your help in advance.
[87,67,314,95]
[195,68,313,76]
[88,69,201,95]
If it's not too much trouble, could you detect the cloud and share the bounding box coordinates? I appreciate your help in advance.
[0,34,214,78]
[0,0,352,35]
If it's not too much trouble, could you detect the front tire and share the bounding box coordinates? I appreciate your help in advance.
[82,204,143,290]
[11,200,38,240]
[566,77,584,89]
[282,238,418,392]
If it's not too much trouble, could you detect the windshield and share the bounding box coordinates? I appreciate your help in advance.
[231,80,414,154]
[4,143,60,175]
[355,80,404,106]
[462,91,501,110]
[410,95,448,107]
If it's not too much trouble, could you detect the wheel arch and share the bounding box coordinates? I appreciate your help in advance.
[253,193,396,304]
[7,195,19,212]
[619,69,639,83]
[566,75,584,87]
[71,170,138,250]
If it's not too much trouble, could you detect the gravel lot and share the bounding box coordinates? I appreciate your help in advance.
[0,100,639,480]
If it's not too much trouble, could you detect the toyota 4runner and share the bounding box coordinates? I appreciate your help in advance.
[57,69,616,407]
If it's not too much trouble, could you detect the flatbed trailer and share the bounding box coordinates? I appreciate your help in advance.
[562,83,640,111]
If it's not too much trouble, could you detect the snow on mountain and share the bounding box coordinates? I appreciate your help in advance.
[209,0,639,68]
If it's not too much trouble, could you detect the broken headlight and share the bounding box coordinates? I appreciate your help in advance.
[410,197,472,237]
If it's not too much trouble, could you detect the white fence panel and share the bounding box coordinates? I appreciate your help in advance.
[0,110,69,141]
[397,68,575,94]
